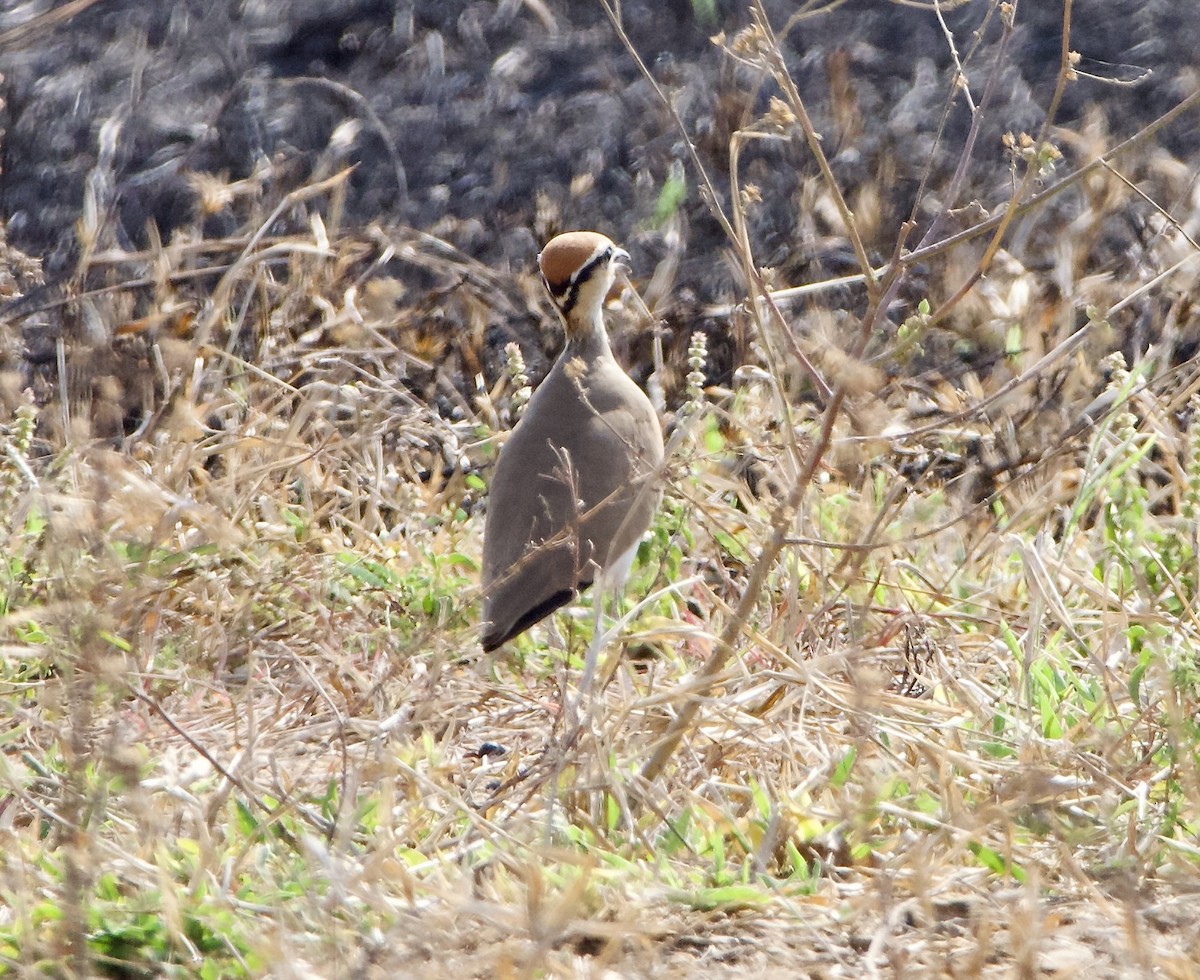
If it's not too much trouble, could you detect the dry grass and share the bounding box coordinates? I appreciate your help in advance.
[3,3,1200,978]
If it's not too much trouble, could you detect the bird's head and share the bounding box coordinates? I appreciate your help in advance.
[538,231,630,327]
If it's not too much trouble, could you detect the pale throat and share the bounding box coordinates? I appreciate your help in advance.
[562,305,614,362]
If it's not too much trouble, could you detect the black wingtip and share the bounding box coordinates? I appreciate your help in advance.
[480,586,584,653]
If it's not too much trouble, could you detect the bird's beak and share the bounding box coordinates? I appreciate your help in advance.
[612,246,632,277]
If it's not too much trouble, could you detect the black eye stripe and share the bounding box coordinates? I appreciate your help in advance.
[550,247,611,316]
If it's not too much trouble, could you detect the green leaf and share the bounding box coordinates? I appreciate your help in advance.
[233,800,258,838]
[1005,323,1023,357]
[690,0,718,28]
[99,629,132,652]
[668,884,770,911]
[968,841,1026,882]
[831,747,856,788]
[653,165,687,227]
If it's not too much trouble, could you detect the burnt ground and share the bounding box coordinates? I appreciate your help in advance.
[0,4,1199,976]
[1,0,1196,268]
[0,0,1197,416]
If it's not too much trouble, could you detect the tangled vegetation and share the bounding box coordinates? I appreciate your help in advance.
[1,1,1199,976]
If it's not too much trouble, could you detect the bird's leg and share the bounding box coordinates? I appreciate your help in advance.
[565,574,607,735]
[570,536,639,731]
[580,581,606,695]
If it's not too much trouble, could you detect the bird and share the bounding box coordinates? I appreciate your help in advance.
[481,231,664,686]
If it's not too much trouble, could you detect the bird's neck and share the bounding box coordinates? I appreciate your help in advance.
[562,306,614,363]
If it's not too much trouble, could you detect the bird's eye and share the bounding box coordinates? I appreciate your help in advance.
[602,246,613,261]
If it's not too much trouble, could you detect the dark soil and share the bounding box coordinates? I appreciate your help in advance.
[0,0,1196,421]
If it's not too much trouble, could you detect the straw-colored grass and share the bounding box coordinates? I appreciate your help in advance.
[2,3,1200,977]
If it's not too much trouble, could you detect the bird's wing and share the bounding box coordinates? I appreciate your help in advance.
[480,361,663,650]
